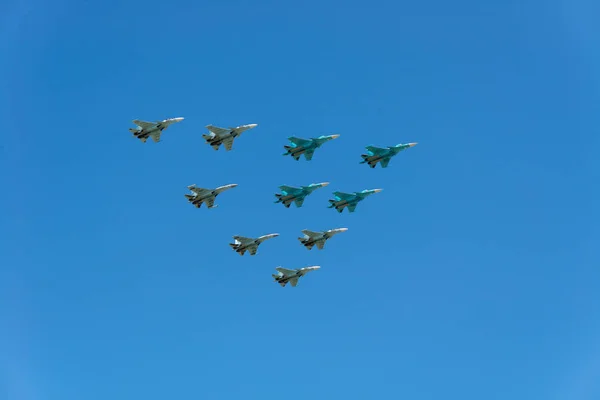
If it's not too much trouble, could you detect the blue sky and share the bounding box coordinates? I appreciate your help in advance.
[1,0,599,399]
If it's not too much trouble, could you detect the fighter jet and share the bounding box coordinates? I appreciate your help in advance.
[283,134,340,161]
[202,123,258,151]
[328,189,382,213]
[272,266,320,287]
[229,233,279,256]
[360,143,418,168]
[185,184,237,208]
[129,117,184,143]
[298,228,348,250]
[274,182,329,208]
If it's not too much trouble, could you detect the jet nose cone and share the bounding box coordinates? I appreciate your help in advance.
[339,228,349,232]
[312,266,321,270]
[247,123,258,128]
[408,142,417,147]
[320,182,330,187]
[373,188,383,193]
[230,184,238,188]
[330,134,340,139]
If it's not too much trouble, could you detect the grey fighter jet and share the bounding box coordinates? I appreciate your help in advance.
[129,117,184,143]
[272,266,320,287]
[229,233,279,256]
[185,184,237,208]
[298,228,348,250]
[202,123,258,151]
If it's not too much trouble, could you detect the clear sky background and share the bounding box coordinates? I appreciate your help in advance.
[1,0,599,399]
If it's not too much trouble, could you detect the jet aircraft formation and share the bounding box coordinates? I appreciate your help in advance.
[128,118,418,287]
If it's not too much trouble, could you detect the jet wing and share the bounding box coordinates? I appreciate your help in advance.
[247,244,258,256]
[380,157,391,168]
[347,203,357,213]
[283,198,293,208]
[276,267,297,276]
[223,136,234,151]
[190,187,211,196]
[301,230,321,238]
[279,185,299,194]
[233,236,254,245]
[333,191,354,200]
[316,240,325,250]
[289,278,299,287]
[133,120,155,129]
[205,196,215,208]
[288,137,312,147]
[206,125,231,136]
[294,197,305,207]
[150,131,161,143]
[303,149,315,160]
[366,145,387,155]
